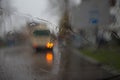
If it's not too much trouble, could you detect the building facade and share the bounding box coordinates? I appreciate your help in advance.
[69,0,111,45]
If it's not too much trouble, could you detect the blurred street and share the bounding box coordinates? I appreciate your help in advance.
[0,42,117,80]
[0,0,120,80]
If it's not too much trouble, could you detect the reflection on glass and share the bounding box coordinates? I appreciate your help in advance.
[46,52,53,64]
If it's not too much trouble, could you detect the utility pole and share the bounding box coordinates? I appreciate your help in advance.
[59,0,72,37]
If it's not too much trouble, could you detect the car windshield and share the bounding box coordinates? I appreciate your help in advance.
[33,30,50,36]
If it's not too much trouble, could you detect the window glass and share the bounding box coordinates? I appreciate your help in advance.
[33,30,50,36]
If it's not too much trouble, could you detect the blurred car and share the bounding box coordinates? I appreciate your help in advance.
[29,22,54,51]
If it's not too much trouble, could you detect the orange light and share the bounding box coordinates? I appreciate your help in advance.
[46,42,54,48]
[46,52,53,64]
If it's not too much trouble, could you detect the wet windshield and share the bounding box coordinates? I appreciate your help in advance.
[0,0,120,80]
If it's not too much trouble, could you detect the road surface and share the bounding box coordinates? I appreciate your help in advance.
[0,44,117,80]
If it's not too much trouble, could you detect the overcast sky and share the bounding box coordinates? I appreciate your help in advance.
[0,0,82,36]
[11,0,82,25]
[12,0,61,25]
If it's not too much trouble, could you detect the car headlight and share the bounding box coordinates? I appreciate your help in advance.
[46,42,54,48]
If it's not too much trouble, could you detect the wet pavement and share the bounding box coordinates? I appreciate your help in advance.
[0,44,117,80]
[58,47,113,80]
[0,45,58,80]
